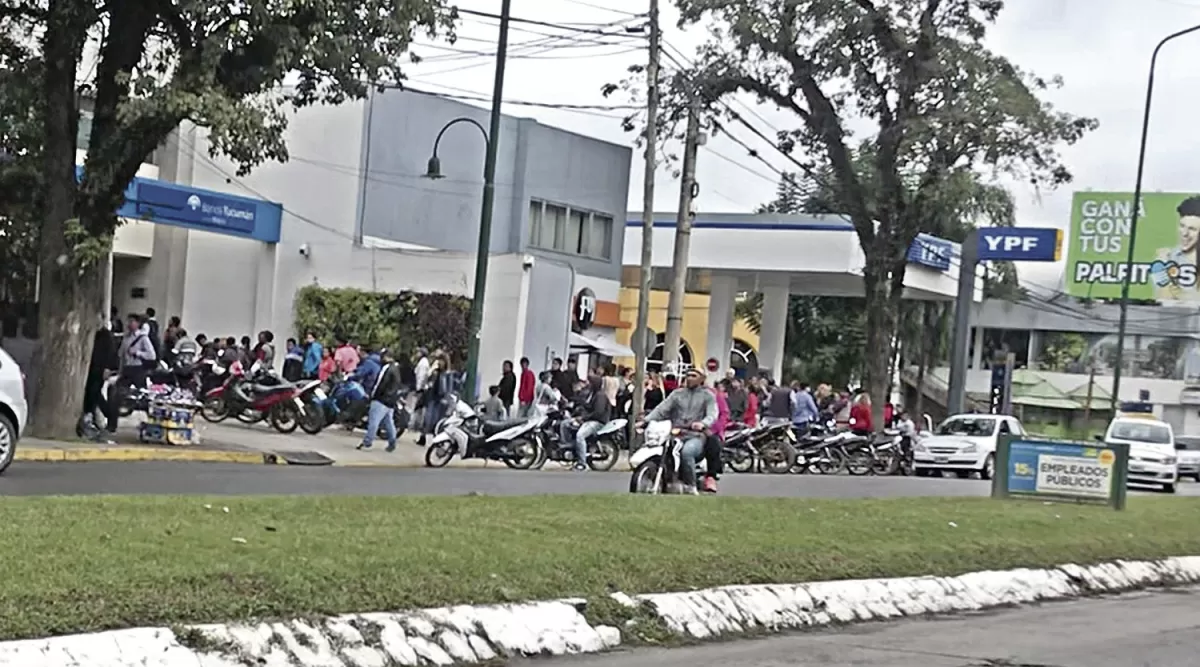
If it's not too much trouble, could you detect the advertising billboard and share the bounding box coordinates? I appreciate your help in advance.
[1067,192,1200,302]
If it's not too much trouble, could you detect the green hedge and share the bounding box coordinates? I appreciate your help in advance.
[293,285,471,363]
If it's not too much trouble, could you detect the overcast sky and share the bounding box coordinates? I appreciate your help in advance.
[400,0,1200,289]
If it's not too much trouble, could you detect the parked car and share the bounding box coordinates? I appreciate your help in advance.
[1174,435,1200,482]
[912,413,1026,480]
[0,346,28,474]
[1100,415,1178,493]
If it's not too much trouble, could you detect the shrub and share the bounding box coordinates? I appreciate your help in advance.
[294,286,470,363]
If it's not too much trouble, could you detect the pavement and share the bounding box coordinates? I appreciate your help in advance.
[6,460,1200,496]
[15,419,548,468]
[526,588,1200,666]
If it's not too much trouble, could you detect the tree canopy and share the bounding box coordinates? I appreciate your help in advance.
[675,0,1095,427]
[0,0,455,436]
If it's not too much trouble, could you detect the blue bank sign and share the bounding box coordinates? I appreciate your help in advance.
[977,227,1062,262]
[907,234,954,271]
[993,438,1129,510]
[75,166,282,243]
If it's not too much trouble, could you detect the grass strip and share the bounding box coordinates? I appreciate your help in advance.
[2,494,1199,640]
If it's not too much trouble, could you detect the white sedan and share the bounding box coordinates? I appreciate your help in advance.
[913,414,1026,481]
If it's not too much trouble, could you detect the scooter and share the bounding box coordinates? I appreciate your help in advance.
[424,399,543,469]
[628,421,709,494]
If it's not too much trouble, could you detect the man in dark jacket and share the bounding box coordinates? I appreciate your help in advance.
[725,378,748,423]
[563,375,610,471]
[765,379,793,423]
[81,320,119,440]
[357,349,403,452]
[498,360,517,415]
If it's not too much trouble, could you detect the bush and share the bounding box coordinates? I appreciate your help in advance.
[293,286,471,363]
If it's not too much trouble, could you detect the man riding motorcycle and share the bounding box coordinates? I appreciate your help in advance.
[637,367,717,494]
[560,375,611,472]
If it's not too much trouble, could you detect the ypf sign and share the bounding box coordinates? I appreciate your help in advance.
[977,228,1062,262]
[572,287,596,331]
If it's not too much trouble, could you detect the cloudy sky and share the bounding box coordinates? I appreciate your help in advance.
[399,0,1200,289]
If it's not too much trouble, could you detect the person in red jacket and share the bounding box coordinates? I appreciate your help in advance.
[517,357,536,418]
[849,392,873,434]
[883,402,894,428]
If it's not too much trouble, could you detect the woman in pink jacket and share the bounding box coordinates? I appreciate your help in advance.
[701,382,731,493]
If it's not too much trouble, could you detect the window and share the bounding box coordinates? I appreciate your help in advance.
[1108,420,1172,445]
[588,215,613,259]
[935,416,996,437]
[527,198,615,260]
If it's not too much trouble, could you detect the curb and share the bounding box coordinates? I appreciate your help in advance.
[15,447,285,465]
[4,556,1199,666]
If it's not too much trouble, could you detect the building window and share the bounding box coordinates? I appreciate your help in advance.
[649,332,693,372]
[730,339,759,378]
[527,198,615,260]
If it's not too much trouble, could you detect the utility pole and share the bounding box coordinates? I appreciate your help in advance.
[1083,364,1096,426]
[663,94,702,369]
[630,0,661,425]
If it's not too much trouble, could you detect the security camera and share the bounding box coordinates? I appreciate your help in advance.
[298,243,311,258]
[522,255,535,269]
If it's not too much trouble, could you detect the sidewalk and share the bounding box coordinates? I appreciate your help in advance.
[17,419,630,469]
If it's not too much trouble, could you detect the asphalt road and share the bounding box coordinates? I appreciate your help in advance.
[4,461,1198,497]
[526,588,1200,667]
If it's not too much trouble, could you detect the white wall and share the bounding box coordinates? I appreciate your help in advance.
[175,100,529,379]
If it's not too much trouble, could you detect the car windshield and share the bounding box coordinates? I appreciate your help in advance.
[1109,421,1172,445]
[936,417,996,437]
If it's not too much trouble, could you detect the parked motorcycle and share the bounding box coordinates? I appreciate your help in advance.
[301,376,409,438]
[200,361,321,434]
[720,421,796,474]
[424,399,542,469]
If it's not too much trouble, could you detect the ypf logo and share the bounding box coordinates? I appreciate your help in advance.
[1148,260,1198,288]
[186,194,202,211]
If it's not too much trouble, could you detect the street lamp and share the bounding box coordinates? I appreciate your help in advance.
[1111,23,1200,411]
[421,0,511,403]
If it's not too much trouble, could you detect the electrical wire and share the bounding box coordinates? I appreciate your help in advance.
[456,9,646,37]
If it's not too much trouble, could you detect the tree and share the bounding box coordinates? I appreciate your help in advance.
[678,0,1095,429]
[0,22,41,312]
[0,0,454,437]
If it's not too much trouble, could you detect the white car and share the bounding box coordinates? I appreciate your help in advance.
[913,414,1026,480]
[0,346,27,473]
[1101,416,1178,493]
[1175,436,1200,482]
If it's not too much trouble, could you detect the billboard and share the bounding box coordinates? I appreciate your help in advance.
[1067,192,1200,302]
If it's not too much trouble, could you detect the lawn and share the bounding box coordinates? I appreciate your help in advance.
[2,494,1199,640]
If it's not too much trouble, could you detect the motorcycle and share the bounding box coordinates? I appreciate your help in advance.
[424,399,543,469]
[628,421,710,494]
[301,376,410,438]
[200,361,321,434]
[720,421,797,474]
[533,409,626,471]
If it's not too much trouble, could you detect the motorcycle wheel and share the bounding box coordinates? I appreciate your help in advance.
[846,451,874,476]
[871,450,900,476]
[588,439,620,471]
[725,445,756,474]
[629,459,661,493]
[812,449,847,475]
[236,408,266,425]
[505,438,541,470]
[270,404,300,434]
[298,402,326,435]
[425,442,455,468]
[118,402,134,418]
[758,441,796,474]
[200,397,229,423]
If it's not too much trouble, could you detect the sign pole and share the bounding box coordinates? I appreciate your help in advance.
[947,229,979,415]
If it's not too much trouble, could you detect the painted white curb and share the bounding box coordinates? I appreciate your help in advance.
[3,556,1199,666]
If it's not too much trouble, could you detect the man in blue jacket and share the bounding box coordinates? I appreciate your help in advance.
[350,349,382,389]
[791,382,819,433]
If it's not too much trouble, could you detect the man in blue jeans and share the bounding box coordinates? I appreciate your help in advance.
[640,367,717,493]
[561,375,611,471]
[357,349,403,452]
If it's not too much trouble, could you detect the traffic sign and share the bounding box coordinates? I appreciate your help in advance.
[977,227,1062,262]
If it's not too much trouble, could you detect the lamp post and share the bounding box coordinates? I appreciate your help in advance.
[1111,23,1200,411]
[422,0,511,403]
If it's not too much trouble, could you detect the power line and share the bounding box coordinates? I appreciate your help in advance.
[457,9,645,37]
[401,84,641,111]
[556,0,646,16]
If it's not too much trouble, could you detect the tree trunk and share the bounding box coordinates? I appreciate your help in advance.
[861,258,895,433]
[912,301,941,422]
[29,0,93,439]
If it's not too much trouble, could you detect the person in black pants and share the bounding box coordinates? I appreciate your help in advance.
[81,323,120,439]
